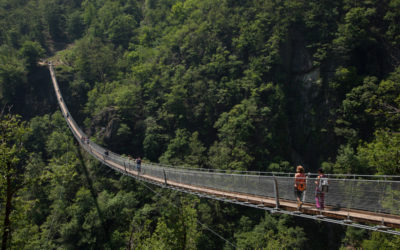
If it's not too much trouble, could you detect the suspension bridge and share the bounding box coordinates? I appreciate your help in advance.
[48,62,400,235]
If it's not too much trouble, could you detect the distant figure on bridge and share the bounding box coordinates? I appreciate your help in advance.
[136,157,141,173]
[294,165,306,209]
[315,168,328,210]
[80,136,89,144]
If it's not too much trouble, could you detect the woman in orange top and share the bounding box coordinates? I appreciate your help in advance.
[294,165,306,209]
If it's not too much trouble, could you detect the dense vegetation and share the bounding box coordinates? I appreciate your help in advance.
[1,0,399,249]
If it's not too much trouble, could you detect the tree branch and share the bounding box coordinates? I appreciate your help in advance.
[381,102,400,114]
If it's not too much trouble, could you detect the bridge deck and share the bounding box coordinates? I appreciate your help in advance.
[121,159,400,229]
[48,63,400,233]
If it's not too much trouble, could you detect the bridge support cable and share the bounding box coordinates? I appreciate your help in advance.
[139,181,238,249]
[48,62,400,234]
[273,177,280,209]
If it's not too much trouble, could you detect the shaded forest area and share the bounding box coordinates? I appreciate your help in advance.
[0,0,400,249]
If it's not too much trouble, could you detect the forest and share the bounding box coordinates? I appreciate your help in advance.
[0,0,400,249]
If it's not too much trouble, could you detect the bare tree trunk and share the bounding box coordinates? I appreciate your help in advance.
[126,221,140,250]
[180,200,186,250]
[1,174,13,250]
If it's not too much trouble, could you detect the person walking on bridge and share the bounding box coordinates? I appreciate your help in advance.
[294,165,306,209]
[136,157,142,173]
[315,168,328,210]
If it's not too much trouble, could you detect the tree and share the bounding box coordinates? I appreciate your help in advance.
[334,7,376,52]
[184,131,207,168]
[43,0,66,41]
[208,82,284,171]
[357,130,400,175]
[333,144,367,174]
[0,46,27,108]
[143,117,167,161]
[0,114,30,250]
[361,231,400,249]
[72,37,117,83]
[366,67,400,130]
[138,195,200,250]
[66,11,85,41]
[384,0,400,63]
[18,41,45,70]
[235,214,307,249]
[335,76,378,144]
[159,128,190,165]
[341,227,368,249]
[107,14,137,48]
[208,99,256,171]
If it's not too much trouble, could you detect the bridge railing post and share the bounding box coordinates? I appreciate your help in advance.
[273,176,280,209]
[345,176,355,223]
[302,173,310,204]
[378,179,387,225]
[163,169,168,186]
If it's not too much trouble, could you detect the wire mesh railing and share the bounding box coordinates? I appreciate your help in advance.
[141,162,400,181]
[49,63,400,217]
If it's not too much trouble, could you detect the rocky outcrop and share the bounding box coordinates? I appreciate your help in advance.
[87,107,121,144]
[280,29,330,169]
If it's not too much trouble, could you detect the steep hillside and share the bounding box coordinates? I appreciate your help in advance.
[0,0,399,249]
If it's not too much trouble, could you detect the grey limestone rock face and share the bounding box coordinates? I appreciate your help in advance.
[280,29,332,168]
[88,106,121,143]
